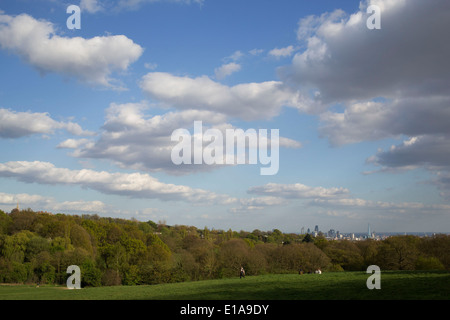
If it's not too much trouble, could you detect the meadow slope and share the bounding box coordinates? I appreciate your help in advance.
[0,271,449,300]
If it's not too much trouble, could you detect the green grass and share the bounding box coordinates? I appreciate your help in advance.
[0,271,449,300]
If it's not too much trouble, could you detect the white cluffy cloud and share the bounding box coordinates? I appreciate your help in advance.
[269,45,296,58]
[0,13,143,88]
[285,0,450,128]
[248,182,349,200]
[0,108,94,138]
[280,0,450,200]
[80,0,205,13]
[214,62,241,80]
[240,181,450,225]
[0,191,107,213]
[61,102,301,175]
[115,0,205,11]
[80,0,103,13]
[0,161,236,205]
[140,72,307,121]
[0,191,166,220]
[284,0,450,103]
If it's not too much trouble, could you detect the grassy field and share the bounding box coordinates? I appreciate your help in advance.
[0,271,449,300]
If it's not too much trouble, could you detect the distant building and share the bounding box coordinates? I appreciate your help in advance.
[367,223,375,239]
[328,229,336,238]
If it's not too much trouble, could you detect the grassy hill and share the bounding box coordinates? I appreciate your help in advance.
[1,271,449,300]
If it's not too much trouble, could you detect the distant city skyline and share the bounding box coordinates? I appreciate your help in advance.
[0,0,449,233]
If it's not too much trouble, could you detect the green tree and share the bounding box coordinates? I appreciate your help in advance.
[418,234,450,270]
[81,259,102,287]
[218,239,250,277]
[322,240,364,271]
[302,233,314,243]
[9,208,37,233]
[70,224,94,255]
[181,235,217,280]
[120,235,146,265]
[32,251,55,284]
[376,236,419,270]
[0,210,11,234]
[8,261,29,283]
[1,231,33,263]
[356,239,381,267]
[25,235,51,262]
[415,256,445,270]
[106,224,123,244]
[146,233,172,262]
[300,243,330,272]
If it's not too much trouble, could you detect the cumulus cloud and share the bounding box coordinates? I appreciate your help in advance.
[77,0,205,13]
[0,192,50,206]
[57,138,92,149]
[366,135,450,199]
[0,161,236,204]
[268,45,296,59]
[0,108,94,139]
[241,181,450,223]
[368,135,450,171]
[0,13,143,88]
[319,96,450,146]
[115,0,204,11]
[279,0,450,201]
[311,197,450,211]
[309,196,450,225]
[140,72,307,121]
[214,62,241,80]
[80,0,102,13]
[283,0,450,104]
[433,171,450,201]
[50,200,107,213]
[65,102,301,175]
[0,191,166,218]
[249,48,264,56]
[0,191,107,213]
[248,182,349,200]
[229,196,286,213]
[71,102,228,175]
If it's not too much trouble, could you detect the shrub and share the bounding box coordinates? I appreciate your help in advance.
[415,256,445,271]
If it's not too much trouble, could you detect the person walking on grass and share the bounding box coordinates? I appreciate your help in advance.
[240,266,245,279]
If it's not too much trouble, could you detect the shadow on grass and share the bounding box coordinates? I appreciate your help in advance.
[2,272,449,300]
[138,272,450,300]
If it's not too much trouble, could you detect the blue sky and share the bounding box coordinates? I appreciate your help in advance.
[0,0,449,233]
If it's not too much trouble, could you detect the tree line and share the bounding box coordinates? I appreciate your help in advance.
[0,208,448,286]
